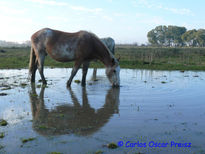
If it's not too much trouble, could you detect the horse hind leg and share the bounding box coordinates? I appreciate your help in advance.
[31,62,38,83]
[92,60,97,80]
[82,62,89,87]
[37,52,47,85]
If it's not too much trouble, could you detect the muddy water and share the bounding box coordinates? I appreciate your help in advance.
[0,68,205,154]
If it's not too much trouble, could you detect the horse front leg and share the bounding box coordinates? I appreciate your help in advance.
[67,61,82,87]
[82,62,89,87]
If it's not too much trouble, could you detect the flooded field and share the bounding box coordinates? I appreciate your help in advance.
[0,68,205,154]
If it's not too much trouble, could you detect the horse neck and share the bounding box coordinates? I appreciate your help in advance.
[97,45,114,68]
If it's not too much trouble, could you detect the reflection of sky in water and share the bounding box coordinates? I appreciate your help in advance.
[0,68,205,154]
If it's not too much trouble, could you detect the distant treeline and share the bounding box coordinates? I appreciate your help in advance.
[0,40,30,47]
[147,25,205,47]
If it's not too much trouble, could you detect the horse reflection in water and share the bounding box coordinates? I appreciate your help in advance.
[29,84,120,136]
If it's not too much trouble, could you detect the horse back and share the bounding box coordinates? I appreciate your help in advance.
[31,28,96,62]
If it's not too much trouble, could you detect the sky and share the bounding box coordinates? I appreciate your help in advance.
[0,0,205,44]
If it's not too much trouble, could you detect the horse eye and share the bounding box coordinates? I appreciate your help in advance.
[113,70,116,73]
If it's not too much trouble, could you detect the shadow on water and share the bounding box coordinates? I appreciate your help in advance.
[29,83,120,136]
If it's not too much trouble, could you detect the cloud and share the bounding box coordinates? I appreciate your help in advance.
[113,12,125,17]
[163,7,193,16]
[26,0,103,14]
[135,12,146,18]
[70,6,103,13]
[25,0,68,6]
[133,0,194,16]
[141,16,168,25]
[106,0,113,2]
[47,16,69,22]
[102,15,113,22]
[137,0,154,8]
[0,5,27,15]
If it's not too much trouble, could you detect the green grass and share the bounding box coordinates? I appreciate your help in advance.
[115,46,205,70]
[1,46,205,70]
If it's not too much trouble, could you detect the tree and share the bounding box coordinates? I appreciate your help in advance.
[147,25,186,47]
[167,26,186,46]
[147,25,167,46]
[195,29,205,47]
[147,25,205,47]
[147,29,158,45]
[181,29,197,47]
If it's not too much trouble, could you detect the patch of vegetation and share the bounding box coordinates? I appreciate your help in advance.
[115,46,205,70]
[48,152,62,154]
[0,132,5,138]
[1,86,11,90]
[30,93,38,97]
[0,120,8,126]
[21,137,36,143]
[58,114,64,118]
[42,84,48,88]
[36,85,41,88]
[20,83,27,88]
[107,142,118,149]
[38,125,49,129]
[95,150,103,154]
[74,80,81,84]
[0,47,30,69]
[0,145,4,149]
[0,93,8,96]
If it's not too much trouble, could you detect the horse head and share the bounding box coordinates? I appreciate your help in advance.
[106,58,120,87]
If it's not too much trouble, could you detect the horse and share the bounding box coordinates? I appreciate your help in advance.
[92,37,115,80]
[101,37,115,56]
[29,28,120,87]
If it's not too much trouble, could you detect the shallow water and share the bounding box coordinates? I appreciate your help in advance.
[0,68,205,154]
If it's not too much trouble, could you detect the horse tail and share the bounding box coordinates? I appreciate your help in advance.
[29,46,36,75]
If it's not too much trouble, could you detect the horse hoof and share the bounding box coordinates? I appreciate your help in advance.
[42,81,47,85]
[67,82,71,87]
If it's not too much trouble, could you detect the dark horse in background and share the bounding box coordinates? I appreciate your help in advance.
[92,37,115,80]
[29,28,120,87]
